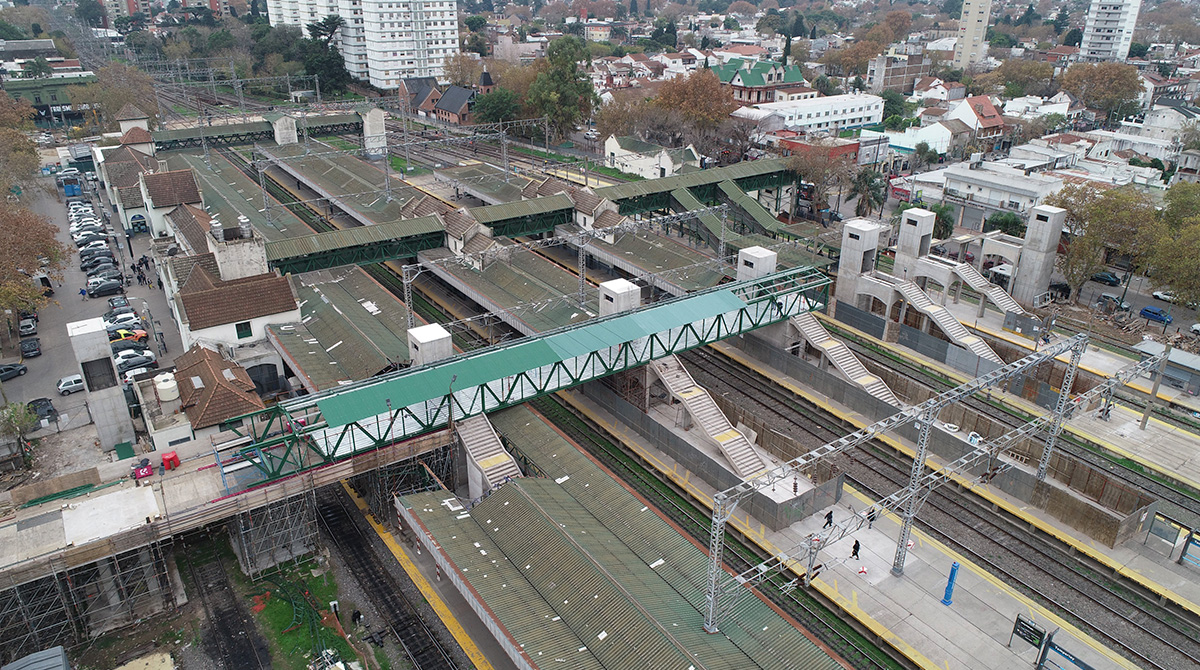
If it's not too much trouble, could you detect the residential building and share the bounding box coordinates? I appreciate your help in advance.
[105,0,152,19]
[1175,149,1200,184]
[952,0,992,69]
[740,93,885,134]
[1080,0,1142,62]
[942,160,1063,230]
[865,52,929,94]
[1137,71,1185,108]
[1122,98,1200,142]
[264,0,459,88]
[1001,96,1071,121]
[433,85,475,125]
[945,95,1006,143]
[603,135,701,179]
[775,86,819,102]
[912,76,966,102]
[585,22,612,42]
[714,61,808,104]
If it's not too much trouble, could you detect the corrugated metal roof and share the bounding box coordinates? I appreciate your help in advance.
[718,180,785,234]
[315,289,746,426]
[595,158,789,202]
[264,216,443,261]
[470,192,574,224]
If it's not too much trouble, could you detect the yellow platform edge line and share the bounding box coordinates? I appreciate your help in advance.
[817,312,1200,494]
[554,389,944,670]
[714,338,1200,622]
[339,481,496,670]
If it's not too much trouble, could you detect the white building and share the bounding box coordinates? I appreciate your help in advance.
[739,93,884,133]
[1080,0,1142,62]
[603,135,701,179]
[952,0,992,69]
[265,0,459,88]
[942,160,1063,230]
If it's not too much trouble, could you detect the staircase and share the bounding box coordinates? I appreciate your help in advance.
[895,280,1003,364]
[455,414,521,489]
[649,355,768,479]
[790,312,902,407]
[953,262,1026,315]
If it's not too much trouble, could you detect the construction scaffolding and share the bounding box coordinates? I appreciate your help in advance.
[0,531,175,664]
[230,486,320,580]
[351,445,456,525]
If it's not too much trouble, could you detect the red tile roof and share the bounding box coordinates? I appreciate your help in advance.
[178,268,297,331]
[142,169,201,209]
[115,103,148,121]
[120,126,153,145]
[962,95,1005,128]
[166,204,213,254]
[173,345,265,429]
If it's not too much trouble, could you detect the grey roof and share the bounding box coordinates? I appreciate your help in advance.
[434,85,475,114]
[1,646,69,670]
[479,70,494,88]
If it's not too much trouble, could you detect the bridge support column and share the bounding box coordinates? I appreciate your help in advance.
[229,491,318,580]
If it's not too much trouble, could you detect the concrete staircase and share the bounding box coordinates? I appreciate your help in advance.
[953,262,1026,315]
[895,280,1003,364]
[649,355,768,479]
[790,312,902,407]
[455,414,522,489]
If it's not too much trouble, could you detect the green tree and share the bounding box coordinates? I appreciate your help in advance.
[629,0,637,15]
[22,56,52,78]
[527,36,596,139]
[881,89,905,120]
[207,29,235,52]
[893,201,955,239]
[1052,7,1069,34]
[1128,42,1149,59]
[849,168,887,217]
[791,14,805,38]
[74,0,105,26]
[812,74,839,96]
[986,211,1025,237]
[0,21,23,40]
[911,141,939,173]
[942,0,962,16]
[474,88,520,123]
[781,32,790,66]
[306,14,345,46]
[29,21,39,36]
[1063,28,1082,47]
[464,15,487,32]
[1045,184,1157,302]
[0,402,37,442]
[1061,62,1141,122]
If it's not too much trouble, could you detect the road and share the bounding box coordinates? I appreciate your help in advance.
[0,179,184,430]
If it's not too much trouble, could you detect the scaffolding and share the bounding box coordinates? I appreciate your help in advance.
[352,445,455,524]
[231,484,320,580]
[0,531,175,664]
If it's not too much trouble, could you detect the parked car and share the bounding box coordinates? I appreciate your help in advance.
[113,348,155,365]
[1192,323,1200,335]
[57,374,84,395]
[58,167,79,177]
[1140,306,1173,325]
[111,338,147,354]
[1152,290,1176,302]
[1091,271,1122,286]
[87,279,124,298]
[27,397,57,422]
[116,355,157,374]
[80,246,112,261]
[0,363,27,381]
[109,328,147,343]
[122,367,150,383]
[78,240,109,254]
[19,337,40,357]
[81,256,115,272]
[1096,293,1130,312]
[18,318,36,336]
[103,306,135,322]
[108,296,129,309]
[89,268,122,283]
[104,312,141,329]
[75,236,107,250]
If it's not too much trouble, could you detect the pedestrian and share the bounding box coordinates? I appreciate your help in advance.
[157,277,164,290]
[79,287,87,300]
[823,510,833,529]
[867,509,876,529]
[851,540,860,560]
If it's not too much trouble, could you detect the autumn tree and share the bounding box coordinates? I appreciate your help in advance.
[66,63,159,131]
[653,68,735,131]
[0,93,40,198]
[0,205,68,322]
[787,143,855,220]
[1045,185,1158,302]
[1148,218,1200,313]
[443,53,484,88]
[1061,63,1141,121]
[973,59,1053,97]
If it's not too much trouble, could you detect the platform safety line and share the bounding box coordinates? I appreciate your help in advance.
[711,340,1200,623]
[339,481,496,670]
[556,389,944,670]
[818,314,1200,497]
[839,485,1143,670]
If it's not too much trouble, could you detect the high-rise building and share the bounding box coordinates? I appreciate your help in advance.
[952,0,992,70]
[1080,0,1143,62]
[265,0,460,89]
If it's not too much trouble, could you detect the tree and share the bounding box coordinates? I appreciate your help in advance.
[474,88,520,123]
[0,402,37,443]
[727,1,756,17]
[527,36,596,139]
[787,143,855,222]
[0,93,38,198]
[881,90,906,120]
[306,14,345,46]
[986,211,1025,236]
[0,205,68,325]
[1061,63,1141,121]
[443,52,483,87]
[74,0,105,26]
[973,59,1053,96]
[654,68,735,131]
[942,0,962,16]
[1052,7,1069,34]
[781,32,790,66]
[629,0,637,15]
[301,41,350,92]
[1128,42,1149,59]
[792,14,805,39]
[22,56,51,78]
[850,168,887,217]
[207,29,235,52]
[1063,28,1082,47]
[1163,181,1200,229]
[893,201,955,239]
[911,141,939,173]
[1045,184,1157,302]
[812,74,840,96]
[29,21,38,36]
[1148,219,1200,312]
[464,15,487,32]
[0,20,24,40]
[66,63,158,131]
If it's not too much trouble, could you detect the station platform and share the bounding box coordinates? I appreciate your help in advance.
[558,386,1139,670]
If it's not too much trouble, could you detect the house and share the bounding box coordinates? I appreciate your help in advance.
[400,77,441,115]
[912,76,966,103]
[174,266,299,350]
[1138,72,1186,109]
[919,106,948,126]
[1122,98,1200,142]
[1175,149,1200,184]
[139,169,202,236]
[720,62,808,104]
[713,44,770,63]
[603,135,701,179]
[1039,45,1079,69]
[114,103,150,135]
[1001,96,1071,121]
[738,93,885,134]
[433,86,476,125]
[118,126,155,156]
[945,95,1007,143]
[585,22,612,42]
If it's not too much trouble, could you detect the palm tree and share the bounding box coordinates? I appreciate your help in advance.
[850,169,887,217]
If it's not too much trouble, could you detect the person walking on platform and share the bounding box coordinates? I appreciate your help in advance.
[851,540,860,560]
[867,508,877,529]
[823,510,833,528]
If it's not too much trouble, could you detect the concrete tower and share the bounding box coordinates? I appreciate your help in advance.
[1080,0,1143,62]
[952,0,993,70]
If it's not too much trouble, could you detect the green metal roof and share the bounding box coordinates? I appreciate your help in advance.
[153,121,272,143]
[315,289,746,426]
[469,192,573,224]
[595,158,789,203]
[718,180,785,234]
[264,215,443,261]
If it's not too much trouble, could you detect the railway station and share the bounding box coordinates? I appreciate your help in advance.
[4,102,1200,670]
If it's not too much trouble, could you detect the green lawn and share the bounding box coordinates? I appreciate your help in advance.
[391,155,430,176]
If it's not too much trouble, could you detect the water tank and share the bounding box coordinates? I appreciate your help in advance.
[155,373,179,402]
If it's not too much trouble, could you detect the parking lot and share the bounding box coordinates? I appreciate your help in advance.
[2,178,185,432]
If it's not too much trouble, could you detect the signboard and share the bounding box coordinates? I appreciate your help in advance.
[1009,614,1046,649]
[1045,640,1097,670]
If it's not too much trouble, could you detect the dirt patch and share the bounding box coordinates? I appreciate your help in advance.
[28,423,108,480]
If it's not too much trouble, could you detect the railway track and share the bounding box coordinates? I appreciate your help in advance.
[316,487,459,670]
[679,345,1200,670]
[182,551,272,669]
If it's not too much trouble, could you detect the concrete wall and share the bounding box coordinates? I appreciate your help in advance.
[581,380,843,531]
[208,235,269,281]
[67,318,134,449]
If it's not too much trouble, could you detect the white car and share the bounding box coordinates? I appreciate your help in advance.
[1153,290,1177,303]
[104,312,141,329]
[78,240,108,253]
[114,348,155,365]
[122,367,149,383]
[1192,323,1200,335]
[58,167,79,176]
[57,375,85,395]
